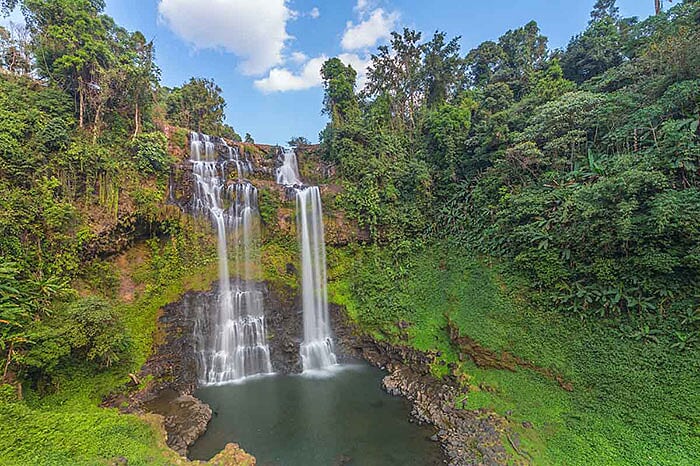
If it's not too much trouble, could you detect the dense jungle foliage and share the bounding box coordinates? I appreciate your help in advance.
[0,0,698,464]
[321,0,700,346]
[0,2,230,462]
[0,0,244,378]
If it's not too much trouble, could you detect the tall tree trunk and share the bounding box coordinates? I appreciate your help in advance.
[93,100,103,143]
[2,342,13,383]
[79,84,84,129]
[655,0,662,14]
[78,76,85,128]
[133,102,140,138]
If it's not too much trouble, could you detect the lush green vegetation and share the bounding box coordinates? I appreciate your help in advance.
[0,1,231,463]
[328,242,700,464]
[0,0,698,464]
[321,0,700,345]
[321,1,700,463]
[0,0,238,385]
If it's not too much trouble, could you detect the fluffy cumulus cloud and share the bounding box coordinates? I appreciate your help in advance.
[341,8,399,51]
[251,0,392,93]
[309,7,320,19]
[354,0,370,13]
[158,0,293,75]
[254,53,371,93]
[254,55,327,93]
[290,51,308,64]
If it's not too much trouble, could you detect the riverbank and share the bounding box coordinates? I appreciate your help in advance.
[327,242,700,465]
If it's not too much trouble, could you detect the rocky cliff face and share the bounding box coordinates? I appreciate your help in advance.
[104,276,307,458]
[167,133,368,247]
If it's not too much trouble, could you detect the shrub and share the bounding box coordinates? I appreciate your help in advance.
[129,131,171,174]
[38,117,70,152]
[19,297,131,386]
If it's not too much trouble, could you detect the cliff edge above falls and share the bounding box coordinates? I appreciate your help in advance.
[165,129,369,246]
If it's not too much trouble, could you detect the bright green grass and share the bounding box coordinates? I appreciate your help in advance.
[0,258,219,466]
[328,241,700,465]
[0,371,174,466]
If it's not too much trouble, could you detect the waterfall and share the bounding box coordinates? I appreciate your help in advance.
[225,142,253,181]
[276,147,302,186]
[276,148,337,371]
[190,132,272,384]
[296,186,337,370]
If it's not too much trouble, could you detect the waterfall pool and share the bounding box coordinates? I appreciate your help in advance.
[189,362,444,465]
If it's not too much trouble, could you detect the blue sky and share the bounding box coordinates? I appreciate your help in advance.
[6,1,658,144]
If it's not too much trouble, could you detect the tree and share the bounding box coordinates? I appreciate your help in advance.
[21,0,113,128]
[561,0,626,83]
[424,97,475,183]
[0,22,31,75]
[288,136,310,146]
[364,28,425,130]
[422,31,466,108]
[119,30,159,137]
[466,41,506,87]
[496,21,549,97]
[591,0,620,22]
[320,57,359,126]
[466,21,548,96]
[165,77,226,133]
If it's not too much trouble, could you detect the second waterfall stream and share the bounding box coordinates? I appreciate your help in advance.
[278,148,338,371]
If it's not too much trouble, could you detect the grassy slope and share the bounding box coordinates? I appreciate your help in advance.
[0,244,219,466]
[327,242,700,465]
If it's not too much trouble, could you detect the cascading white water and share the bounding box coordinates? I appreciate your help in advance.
[276,148,337,371]
[296,186,337,370]
[224,141,253,180]
[276,147,302,186]
[190,132,272,384]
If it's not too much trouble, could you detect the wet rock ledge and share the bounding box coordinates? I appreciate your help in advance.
[330,304,510,466]
[103,278,299,462]
[103,285,255,463]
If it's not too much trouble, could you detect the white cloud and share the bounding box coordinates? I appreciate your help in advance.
[254,55,328,93]
[341,8,399,51]
[157,0,293,75]
[254,52,372,93]
[249,0,390,94]
[354,0,371,14]
[309,7,320,19]
[254,53,371,94]
[290,51,308,64]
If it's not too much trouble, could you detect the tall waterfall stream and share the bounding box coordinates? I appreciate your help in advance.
[277,147,338,371]
[186,139,439,464]
[190,132,272,384]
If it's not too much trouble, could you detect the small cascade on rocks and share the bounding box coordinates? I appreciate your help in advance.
[225,141,253,180]
[190,132,272,384]
[276,147,302,186]
[276,148,337,371]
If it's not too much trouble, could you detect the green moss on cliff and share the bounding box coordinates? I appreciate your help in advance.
[328,241,700,465]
